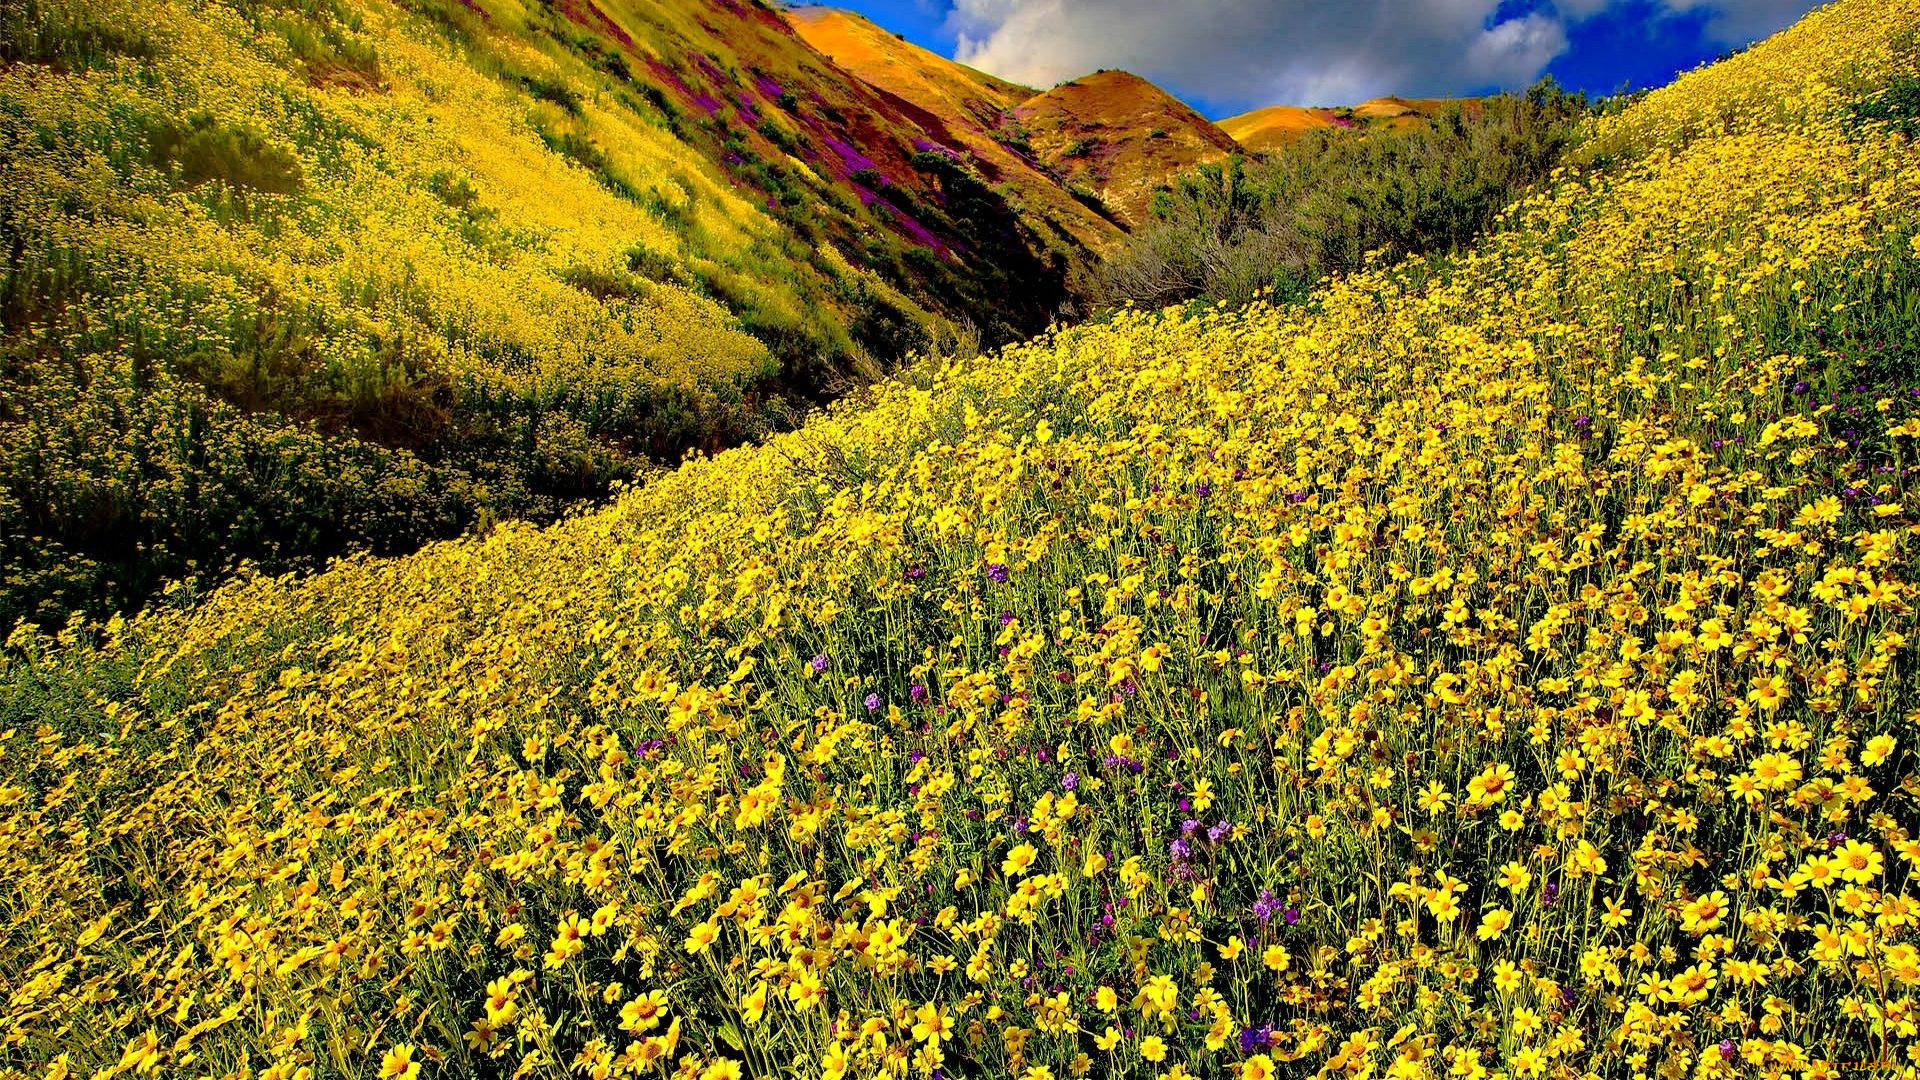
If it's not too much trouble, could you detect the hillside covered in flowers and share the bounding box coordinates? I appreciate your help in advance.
[0,0,1093,626]
[6,1,1920,1078]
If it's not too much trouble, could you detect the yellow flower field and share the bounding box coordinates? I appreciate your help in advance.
[5,1,1920,1078]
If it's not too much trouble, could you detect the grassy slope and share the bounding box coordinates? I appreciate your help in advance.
[0,0,1098,626]
[6,2,1920,1079]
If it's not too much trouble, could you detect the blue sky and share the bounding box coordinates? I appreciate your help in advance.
[803,0,1823,118]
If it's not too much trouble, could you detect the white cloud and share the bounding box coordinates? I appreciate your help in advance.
[947,0,1570,108]
[941,0,1816,112]
[1653,0,1820,44]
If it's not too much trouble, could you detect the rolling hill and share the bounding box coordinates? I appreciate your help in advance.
[1221,96,1467,153]
[1217,103,1346,149]
[7,2,1919,1079]
[1012,69,1243,227]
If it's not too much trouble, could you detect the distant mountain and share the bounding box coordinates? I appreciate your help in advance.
[1218,104,1346,150]
[1222,97,1470,152]
[790,9,1479,235]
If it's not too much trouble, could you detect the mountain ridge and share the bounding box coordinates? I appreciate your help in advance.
[782,5,1124,252]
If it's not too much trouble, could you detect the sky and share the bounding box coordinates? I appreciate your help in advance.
[805,0,1824,118]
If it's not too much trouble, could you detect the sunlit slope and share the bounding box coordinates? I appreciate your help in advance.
[785,5,1125,252]
[1221,97,1469,153]
[0,0,804,624]
[1014,69,1243,227]
[785,5,1033,122]
[7,4,1920,1080]
[1218,104,1343,150]
[1350,96,1456,123]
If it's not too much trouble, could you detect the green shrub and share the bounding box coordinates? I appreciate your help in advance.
[0,0,155,68]
[1846,32,1920,137]
[1098,80,1590,308]
[147,113,305,196]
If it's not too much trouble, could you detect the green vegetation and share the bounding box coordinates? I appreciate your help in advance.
[1847,31,1920,138]
[1097,80,1590,308]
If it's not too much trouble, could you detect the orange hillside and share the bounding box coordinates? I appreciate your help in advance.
[1217,104,1343,152]
[1350,95,1456,120]
[785,6,1032,126]
[1222,96,1475,152]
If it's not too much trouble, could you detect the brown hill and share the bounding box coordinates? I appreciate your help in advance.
[1218,104,1344,151]
[1222,96,1474,152]
[1012,69,1242,228]
[1350,95,1457,121]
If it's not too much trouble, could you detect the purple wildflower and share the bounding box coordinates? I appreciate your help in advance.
[864,693,882,711]
[986,563,1010,584]
[1252,889,1278,924]
[810,654,828,672]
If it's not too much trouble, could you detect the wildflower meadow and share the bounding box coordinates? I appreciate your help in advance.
[6,1,1920,1079]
